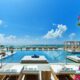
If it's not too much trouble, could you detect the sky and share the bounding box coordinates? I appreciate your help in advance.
[0,0,80,45]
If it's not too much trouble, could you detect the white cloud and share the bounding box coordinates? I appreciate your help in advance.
[43,24,67,39]
[0,34,16,45]
[0,19,8,28]
[69,33,76,40]
[0,23,67,45]
[0,20,3,25]
[6,35,16,40]
[0,34,45,45]
[0,33,64,45]
[0,34,5,42]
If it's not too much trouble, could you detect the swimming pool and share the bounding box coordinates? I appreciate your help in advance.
[0,50,80,63]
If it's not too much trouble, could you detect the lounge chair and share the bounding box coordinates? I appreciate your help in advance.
[67,56,80,63]
[23,65,40,80]
[50,65,79,74]
[50,65,80,80]
[0,65,23,80]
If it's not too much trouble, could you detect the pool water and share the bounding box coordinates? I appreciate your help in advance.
[0,50,80,63]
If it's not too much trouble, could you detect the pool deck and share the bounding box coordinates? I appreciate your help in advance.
[0,63,80,80]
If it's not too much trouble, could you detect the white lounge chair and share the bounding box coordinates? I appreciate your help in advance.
[50,65,79,80]
[23,65,40,80]
[67,56,80,63]
[0,65,23,80]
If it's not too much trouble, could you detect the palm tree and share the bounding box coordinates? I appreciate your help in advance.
[77,16,80,26]
[9,46,14,54]
[0,50,6,68]
[0,45,5,50]
[9,46,15,63]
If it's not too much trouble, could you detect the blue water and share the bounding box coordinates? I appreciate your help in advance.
[0,50,80,63]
